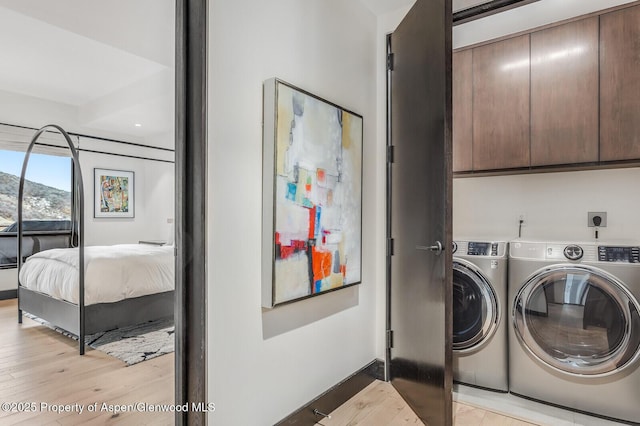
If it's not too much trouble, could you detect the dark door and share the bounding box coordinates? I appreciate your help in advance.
[387,0,452,424]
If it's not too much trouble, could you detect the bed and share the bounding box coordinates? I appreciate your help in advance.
[16,125,174,355]
[20,244,174,305]
[18,244,174,354]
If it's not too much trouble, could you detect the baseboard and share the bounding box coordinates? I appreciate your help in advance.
[275,358,385,425]
[0,290,17,300]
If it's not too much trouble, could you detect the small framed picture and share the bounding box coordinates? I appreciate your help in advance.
[94,168,135,218]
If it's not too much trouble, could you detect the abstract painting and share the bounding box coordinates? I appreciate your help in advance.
[94,168,135,218]
[262,79,363,307]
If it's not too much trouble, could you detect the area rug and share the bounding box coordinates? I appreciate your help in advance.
[85,319,174,366]
[25,313,174,366]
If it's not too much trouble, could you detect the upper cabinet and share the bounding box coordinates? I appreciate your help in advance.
[530,18,599,166]
[452,3,640,175]
[453,50,473,172]
[472,35,530,171]
[600,5,640,162]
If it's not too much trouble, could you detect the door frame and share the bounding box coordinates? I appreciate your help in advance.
[385,32,393,382]
[175,0,208,424]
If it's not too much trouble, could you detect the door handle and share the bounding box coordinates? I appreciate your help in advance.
[416,241,443,255]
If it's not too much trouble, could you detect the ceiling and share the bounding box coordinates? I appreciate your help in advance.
[1,0,635,145]
[360,0,638,49]
[359,0,505,15]
[359,0,415,15]
[0,0,437,147]
[453,0,637,48]
[0,0,174,144]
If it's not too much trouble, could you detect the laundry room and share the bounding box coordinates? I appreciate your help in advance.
[452,0,640,244]
[451,1,640,424]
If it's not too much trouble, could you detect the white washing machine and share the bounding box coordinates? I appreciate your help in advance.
[509,240,640,424]
[453,240,509,392]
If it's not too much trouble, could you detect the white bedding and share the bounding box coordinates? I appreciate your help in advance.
[18,244,174,305]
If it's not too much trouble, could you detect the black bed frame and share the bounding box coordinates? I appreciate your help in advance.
[16,125,174,354]
[18,287,174,337]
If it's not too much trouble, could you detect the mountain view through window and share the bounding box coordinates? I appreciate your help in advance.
[0,150,71,232]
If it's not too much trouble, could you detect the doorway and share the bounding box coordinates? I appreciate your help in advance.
[0,1,207,424]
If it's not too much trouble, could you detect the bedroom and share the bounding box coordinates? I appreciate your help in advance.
[0,0,177,423]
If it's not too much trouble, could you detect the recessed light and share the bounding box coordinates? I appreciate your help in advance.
[135,123,142,127]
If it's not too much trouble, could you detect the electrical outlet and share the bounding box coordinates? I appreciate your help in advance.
[518,213,526,226]
[588,212,607,227]
[167,218,174,224]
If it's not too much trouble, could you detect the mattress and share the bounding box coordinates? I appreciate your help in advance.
[18,244,174,305]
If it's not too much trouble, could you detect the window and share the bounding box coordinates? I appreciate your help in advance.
[0,149,72,266]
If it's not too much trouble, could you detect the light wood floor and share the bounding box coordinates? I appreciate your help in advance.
[316,380,540,426]
[0,298,546,426]
[0,299,174,425]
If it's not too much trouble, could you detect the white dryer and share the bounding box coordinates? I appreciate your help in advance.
[453,240,508,392]
[509,240,640,424]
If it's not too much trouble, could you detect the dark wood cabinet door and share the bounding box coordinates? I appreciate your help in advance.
[453,50,473,172]
[473,35,530,170]
[600,5,640,161]
[531,17,599,166]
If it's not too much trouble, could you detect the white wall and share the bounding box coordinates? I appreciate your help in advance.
[453,168,640,243]
[77,135,174,246]
[78,150,174,247]
[208,1,378,424]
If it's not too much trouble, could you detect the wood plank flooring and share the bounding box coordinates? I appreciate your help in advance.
[316,380,540,426]
[0,299,173,425]
[0,297,551,425]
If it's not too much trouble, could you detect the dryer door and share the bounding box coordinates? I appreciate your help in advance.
[513,264,640,377]
[453,259,499,352]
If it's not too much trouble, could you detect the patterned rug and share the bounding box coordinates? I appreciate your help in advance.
[85,319,174,365]
[25,314,174,366]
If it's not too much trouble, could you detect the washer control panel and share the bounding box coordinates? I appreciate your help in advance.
[467,242,499,256]
[455,240,506,257]
[598,246,640,263]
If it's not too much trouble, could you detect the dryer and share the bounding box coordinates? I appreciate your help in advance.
[453,240,508,392]
[509,240,640,423]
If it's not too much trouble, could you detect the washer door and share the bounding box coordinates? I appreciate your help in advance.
[453,259,499,352]
[513,264,640,377]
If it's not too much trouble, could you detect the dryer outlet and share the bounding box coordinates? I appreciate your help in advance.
[588,212,607,227]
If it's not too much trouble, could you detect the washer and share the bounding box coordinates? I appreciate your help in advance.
[509,240,640,423]
[453,240,508,392]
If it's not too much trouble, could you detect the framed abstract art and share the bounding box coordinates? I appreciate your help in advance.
[262,78,363,308]
[94,168,135,218]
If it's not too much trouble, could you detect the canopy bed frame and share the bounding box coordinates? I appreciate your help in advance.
[17,124,174,355]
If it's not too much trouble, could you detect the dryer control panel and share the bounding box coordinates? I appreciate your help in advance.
[598,246,640,263]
